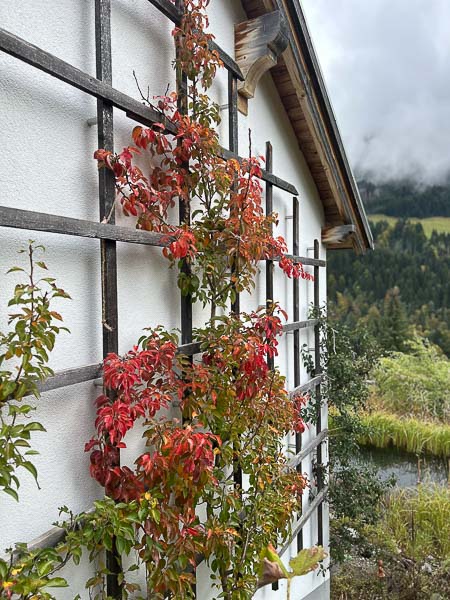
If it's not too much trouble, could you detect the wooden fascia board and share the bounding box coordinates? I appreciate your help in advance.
[239,0,373,252]
[280,46,348,221]
[280,0,373,251]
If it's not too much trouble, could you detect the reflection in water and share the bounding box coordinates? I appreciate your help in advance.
[358,446,449,488]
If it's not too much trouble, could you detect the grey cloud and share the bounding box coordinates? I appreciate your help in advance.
[301,0,450,183]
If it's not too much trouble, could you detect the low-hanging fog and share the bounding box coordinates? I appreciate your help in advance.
[301,0,450,184]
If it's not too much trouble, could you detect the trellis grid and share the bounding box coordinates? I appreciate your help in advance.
[0,0,328,596]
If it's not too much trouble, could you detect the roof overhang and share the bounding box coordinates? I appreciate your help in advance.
[238,0,374,252]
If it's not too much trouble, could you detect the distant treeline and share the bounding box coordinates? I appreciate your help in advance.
[328,219,450,356]
[358,179,450,218]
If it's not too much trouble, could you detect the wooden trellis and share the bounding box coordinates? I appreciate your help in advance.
[0,0,328,596]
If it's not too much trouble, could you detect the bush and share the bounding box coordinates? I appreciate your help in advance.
[332,486,450,599]
[375,485,450,562]
[371,337,450,422]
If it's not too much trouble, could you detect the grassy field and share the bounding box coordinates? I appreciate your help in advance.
[369,214,450,236]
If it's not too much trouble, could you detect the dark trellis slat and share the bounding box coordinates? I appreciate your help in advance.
[0,28,298,197]
[11,401,327,568]
[2,208,327,268]
[176,15,193,350]
[288,429,328,471]
[289,373,324,398]
[0,27,177,135]
[219,148,298,194]
[276,254,326,268]
[95,2,121,596]
[228,69,242,493]
[258,169,298,195]
[174,3,196,586]
[283,318,317,333]
[265,142,276,593]
[229,72,240,316]
[228,73,239,156]
[292,196,303,552]
[313,238,324,548]
[34,320,319,398]
[146,0,244,80]
[17,482,328,571]
[0,206,170,247]
[278,485,328,558]
[37,364,102,395]
[265,142,275,372]
[146,0,181,22]
[209,39,244,81]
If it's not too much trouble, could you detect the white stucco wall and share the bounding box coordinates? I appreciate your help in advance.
[0,0,328,597]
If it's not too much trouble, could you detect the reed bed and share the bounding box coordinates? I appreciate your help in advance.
[358,411,450,458]
[379,485,450,561]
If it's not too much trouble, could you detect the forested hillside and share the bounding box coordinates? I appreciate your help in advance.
[328,219,450,355]
[359,179,450,218]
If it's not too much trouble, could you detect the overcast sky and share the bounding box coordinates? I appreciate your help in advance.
[301,0,450,184]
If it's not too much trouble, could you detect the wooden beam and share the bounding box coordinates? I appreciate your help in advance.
[289,374,324,398]
[146,0,245,80]
[0,206,170,247]
[0,27,177,135]
[288,429,328,470]
[278,485,328,557]
[235,11,289,114]
[283,318,318,333]
[322,224,355,245]
[272,253,326,267]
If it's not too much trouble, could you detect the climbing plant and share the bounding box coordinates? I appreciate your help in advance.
[0,242,70,502]
[0,1,325,599]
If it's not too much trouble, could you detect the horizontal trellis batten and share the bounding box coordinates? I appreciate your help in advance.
[0,0,328,594]
[0,28,295,195]
[279,485,329,557]
[6,431,329,562]
[33,322,322,397]
[0,206,325,269]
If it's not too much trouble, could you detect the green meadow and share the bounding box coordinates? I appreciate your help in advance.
[369,213,450,236]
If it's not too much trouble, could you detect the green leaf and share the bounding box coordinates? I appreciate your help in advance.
[116,536,126,555]
[259,545,289,579]
[37,560,56,577]
[4,487,19,501]
[21,461,39,482]
[24,422,46,432]
[288,546,327,578]
[13,439,31,448]
[0,559,8,579]
[43,577,69,588]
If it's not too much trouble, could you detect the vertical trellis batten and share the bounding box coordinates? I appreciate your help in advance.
[228,71,239,155]
[313,238,324,547]
[176,0,193,348]
[95,0,118,357]
[265,142,277,593]
[175,2,195,594]
[293,197,303,552]
[94,1,121,597]
[265,142,275,371]
[228,71,243,496]
[229,71,240,316]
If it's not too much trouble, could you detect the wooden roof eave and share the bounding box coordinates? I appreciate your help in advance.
[238,0,374,253]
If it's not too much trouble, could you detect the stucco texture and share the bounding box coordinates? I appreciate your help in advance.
[0,1,328,597]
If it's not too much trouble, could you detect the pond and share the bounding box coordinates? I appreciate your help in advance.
[359,446,449,488]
